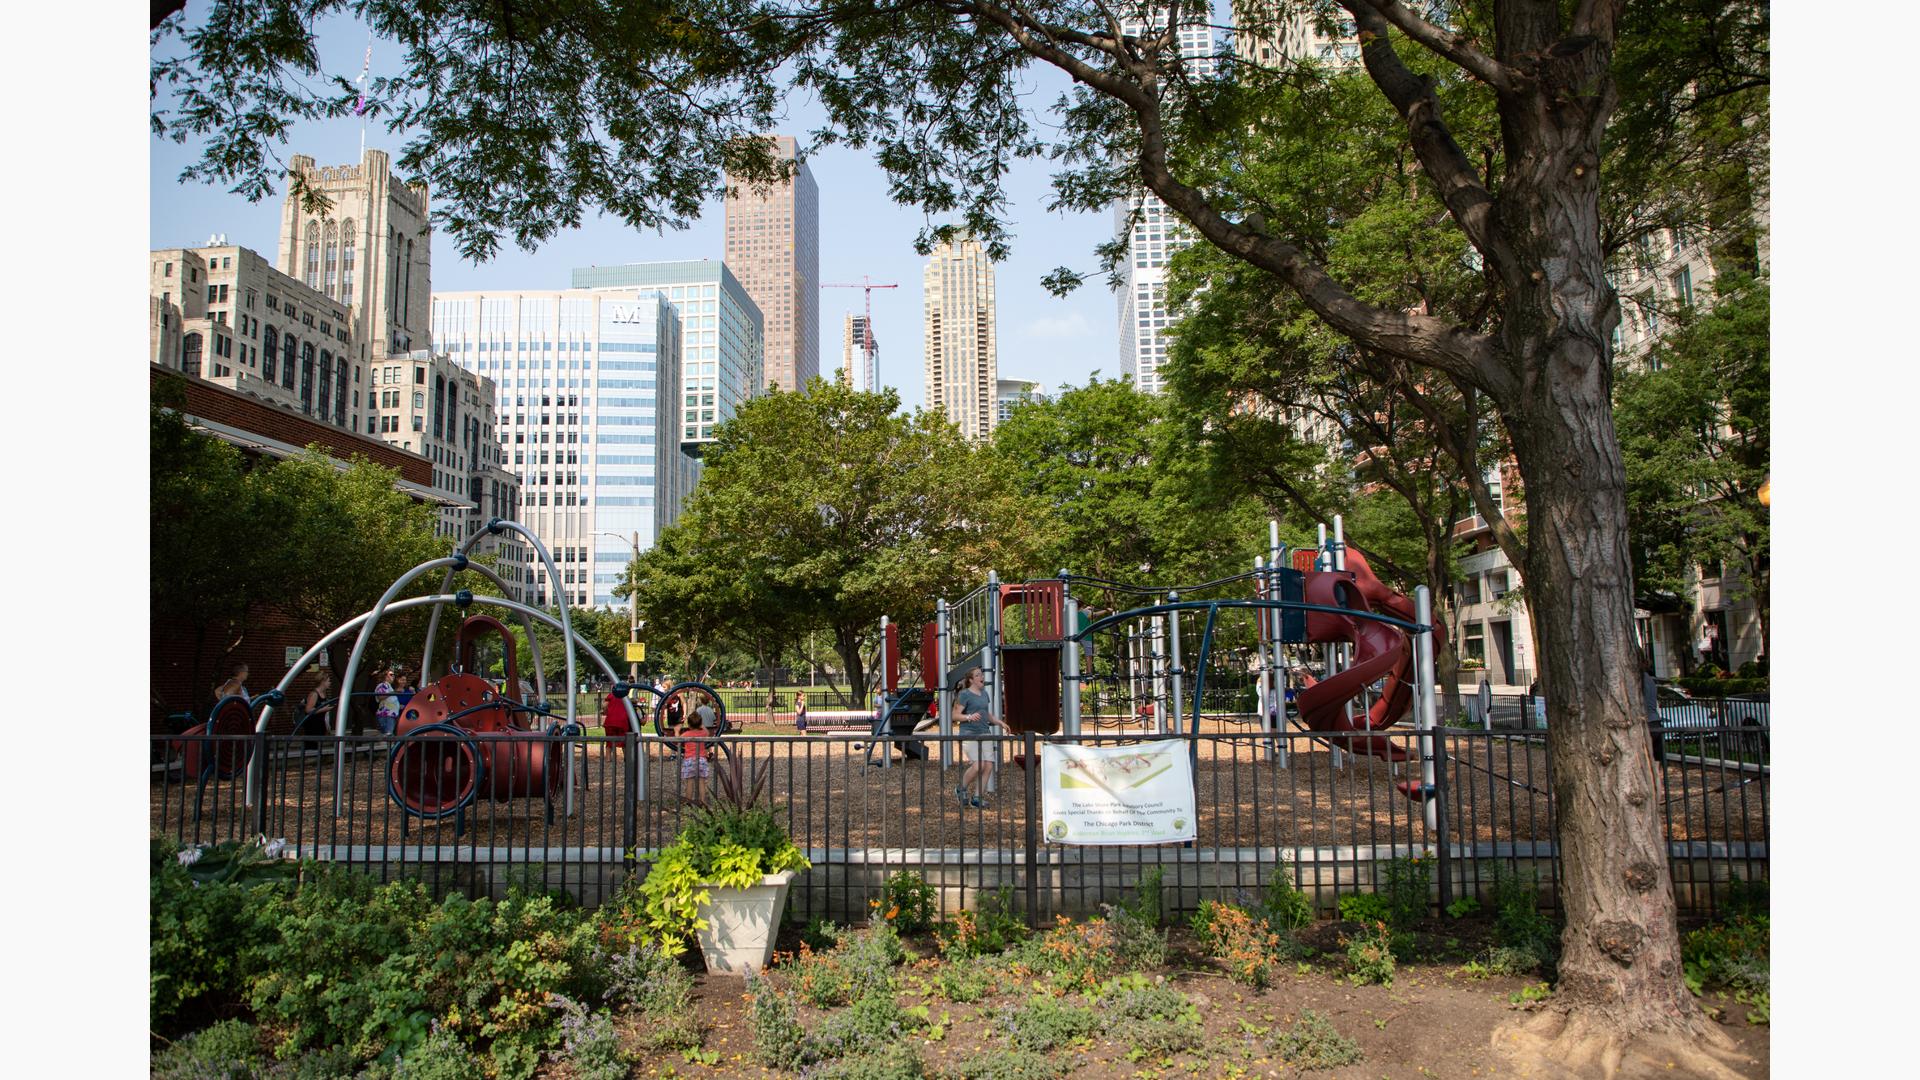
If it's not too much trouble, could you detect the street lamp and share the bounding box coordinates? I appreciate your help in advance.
[596,531,642,682]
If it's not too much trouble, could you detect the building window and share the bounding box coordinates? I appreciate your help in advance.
[261,326,278,380]
[341,220,356,307]
[304,220,320,287]
[413,415,423,432]
[299,343,316,413]
[317,350,334,417]
[282,335,298,389]
[181,332,203,377]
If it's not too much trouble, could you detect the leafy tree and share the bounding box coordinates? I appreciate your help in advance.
[988,377,1264,586]
[625,380,1040,706]
[1614,273,1768,658]
[155,1,1767,1065]
[151,375,273,705]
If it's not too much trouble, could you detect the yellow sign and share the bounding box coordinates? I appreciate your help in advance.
[625,642,647,663]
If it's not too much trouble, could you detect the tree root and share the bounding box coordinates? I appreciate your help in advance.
[1492,1008,1758,1079]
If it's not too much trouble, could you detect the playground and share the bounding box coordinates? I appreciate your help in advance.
[153,517,1768,922]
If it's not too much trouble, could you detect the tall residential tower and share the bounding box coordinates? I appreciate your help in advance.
[922,236,998,441]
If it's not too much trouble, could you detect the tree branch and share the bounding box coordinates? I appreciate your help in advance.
[1345,0,1518,92]
[1343,2,1518,293]
[959,0,1505,391]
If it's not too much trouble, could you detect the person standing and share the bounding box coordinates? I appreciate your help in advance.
[794,690,810,733]
[213,663,251,704]
[680,706,711,804]
[374,669,400,736]
[953,667,1008,808]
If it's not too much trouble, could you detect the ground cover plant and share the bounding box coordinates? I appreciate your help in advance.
[154,860,1768,1078]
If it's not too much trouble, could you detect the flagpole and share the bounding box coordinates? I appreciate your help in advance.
[357,32,372,158]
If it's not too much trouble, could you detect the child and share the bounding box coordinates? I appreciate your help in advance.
[681,707,711,805]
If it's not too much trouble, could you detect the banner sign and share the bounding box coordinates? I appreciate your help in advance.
[1039,742,1197,845]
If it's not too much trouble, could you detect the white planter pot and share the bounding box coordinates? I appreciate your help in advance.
[693,870,796,975]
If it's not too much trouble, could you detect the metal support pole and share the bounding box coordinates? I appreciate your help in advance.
[623,730,640,872]
[1415,587,1441,835]
[986,572,1001,794]
[1153,616,1169,735]
[936,599,953,770]
[1268,522,1288,766]
[1166,592,1183,738]
[1062,586,1081,737]
[1331,518,1349,770]
[877,615,893,770]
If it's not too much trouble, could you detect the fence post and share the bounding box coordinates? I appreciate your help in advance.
[250,728,270,839]
[1024,728,1040,929]
[1433,729,1452,912]
[624,731,640,875]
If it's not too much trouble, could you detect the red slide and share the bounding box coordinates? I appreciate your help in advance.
[1293,547,1422,764]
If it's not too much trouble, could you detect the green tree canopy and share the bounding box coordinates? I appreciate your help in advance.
[1614,273,1769,655]
[624,379,1041,704]
[988,376,1265,586]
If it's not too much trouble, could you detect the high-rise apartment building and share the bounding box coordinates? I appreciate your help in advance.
[434,290,690,608]
[570,262,764,452]
[151,242,368,433]
[724,136,820,392]
[1232,2,1361,70]
[1116,13,1219,393]
[923,236,999,441]
[840,314,877,392]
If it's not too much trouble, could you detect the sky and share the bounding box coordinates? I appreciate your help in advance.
[147,14,1123,414]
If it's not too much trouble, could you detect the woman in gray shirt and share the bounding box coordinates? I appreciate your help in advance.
[954,667,1007,808]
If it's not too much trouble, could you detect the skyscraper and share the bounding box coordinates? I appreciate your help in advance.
[724,135,820,392]
[570,261,765,453]
[840,314,877,392]
[1116,15,1218,393]
[922,235,998,441]
[432,289,688,608]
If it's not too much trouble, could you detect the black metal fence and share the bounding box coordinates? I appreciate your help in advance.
[151,725,1767,921]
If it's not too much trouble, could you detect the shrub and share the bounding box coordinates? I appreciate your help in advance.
[998,995,1099,1051]
[1486,864,1559,967]
[385,1028,488,1080]
[1345,922,1396,986]
[1014,915,1118,994]
[1682,914,1769,998]
[932,957,996,1003]
[1722,875,1770,920]
[1269,1009,1364,1071]
[1118,866,1166,927]
[1097,978,1203,1054]
[935,887,1029,959]
[1379,857,1433,927]
[1336,891,1393,925]
[550,995,630,1080]
[150,840,283,1031]
[947,1049,1068,1080]
[151,1019,263,1079]
[1445,897,1481,919]
[603,940,692,1015]
[746,972,815,1071]
[782,923,905,1007]
[1192,903,1286,988]
[874,871,939,934]
[244,870,605,1077]
[808,1041,927,1080]
[1257,865,1315,931]
[1103,903,1170,971]
[814,992,924,1060]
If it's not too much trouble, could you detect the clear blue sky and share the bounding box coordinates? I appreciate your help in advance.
[148,14,1122,413]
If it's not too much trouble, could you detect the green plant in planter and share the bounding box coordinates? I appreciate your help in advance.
[626,757,810,957]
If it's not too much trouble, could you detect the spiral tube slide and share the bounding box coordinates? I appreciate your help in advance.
[1294,546,1425,764]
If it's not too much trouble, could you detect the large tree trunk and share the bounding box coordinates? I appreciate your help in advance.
[1488,37,1742,1074]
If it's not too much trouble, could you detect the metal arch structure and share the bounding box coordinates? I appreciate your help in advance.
[251,592,625,816]
[420,532,549,703]
[419,519,577,706]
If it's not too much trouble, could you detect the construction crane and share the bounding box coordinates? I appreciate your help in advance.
[822,277,899,391]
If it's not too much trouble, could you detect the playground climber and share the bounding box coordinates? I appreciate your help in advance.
[954,667,1009,809]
